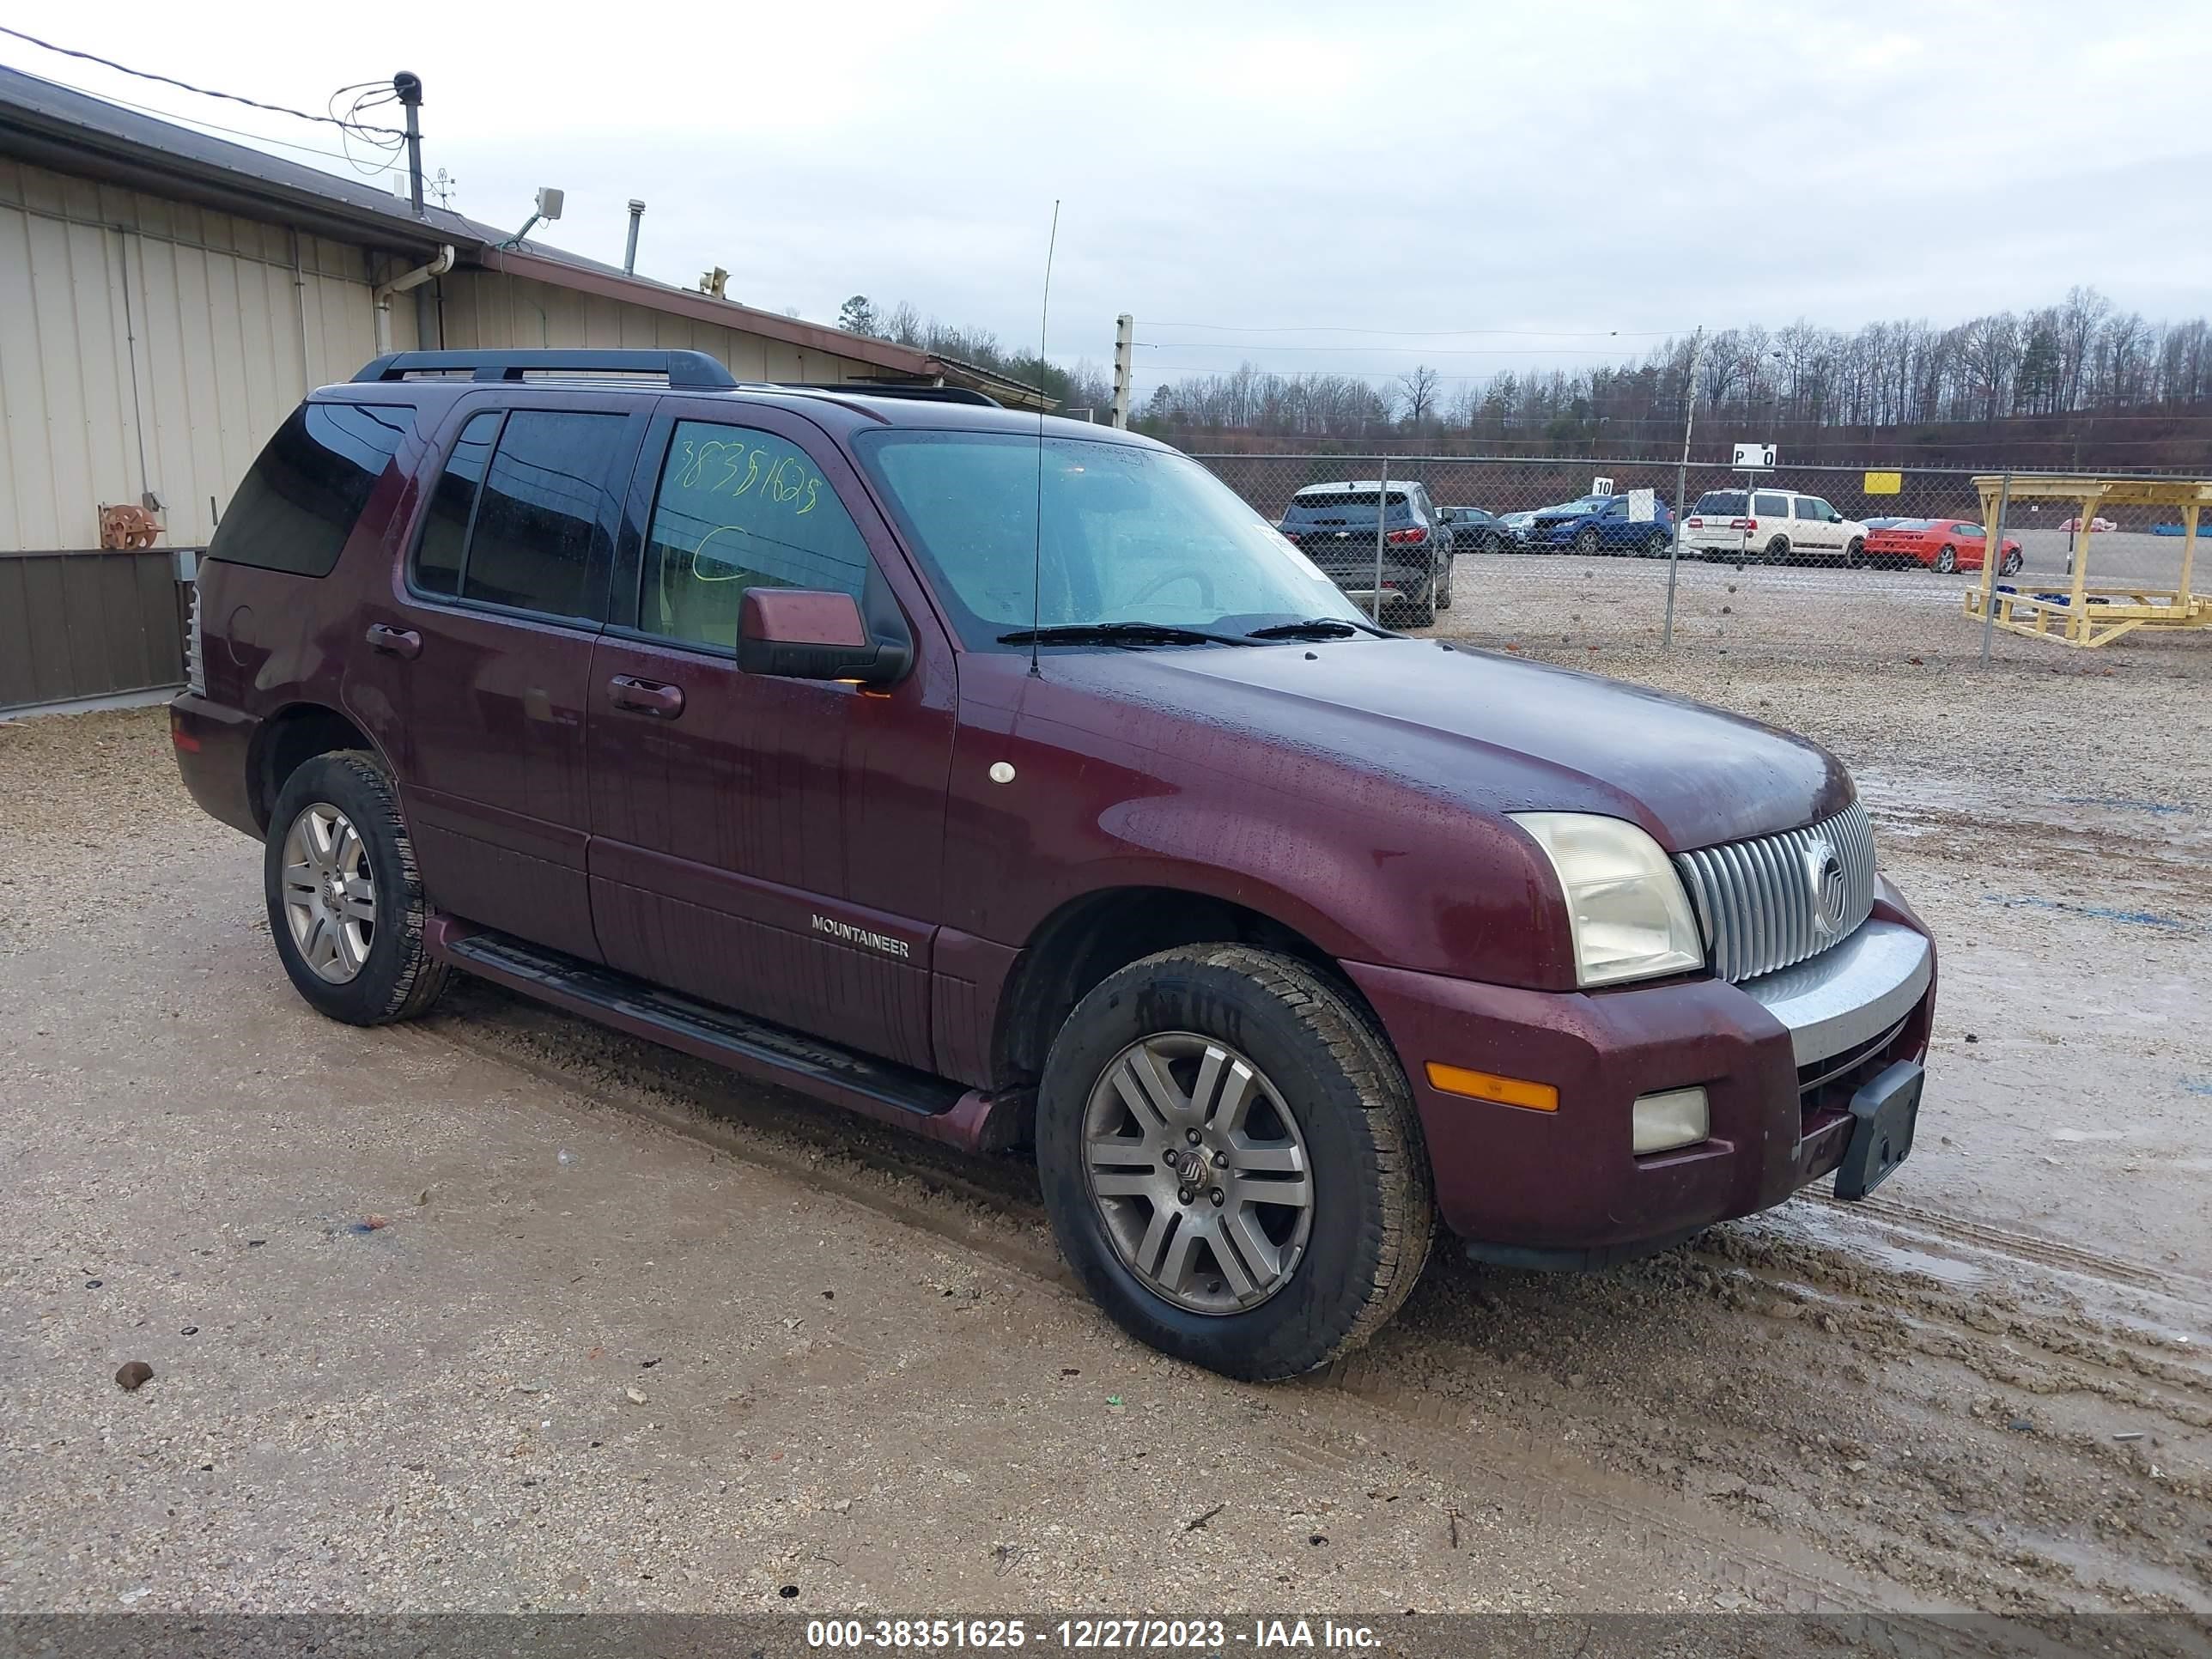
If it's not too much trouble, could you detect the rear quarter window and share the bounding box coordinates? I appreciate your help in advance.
[208,403,416,577]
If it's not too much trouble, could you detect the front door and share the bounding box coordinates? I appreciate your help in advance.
[371,394,646,960]
[585,404,957,1071]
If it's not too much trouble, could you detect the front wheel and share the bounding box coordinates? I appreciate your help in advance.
[1574,526,1601,556]
[1936,545,1958,574]
[1036,945,1434,1381]
[1845,538,1867,568]
[2000,549,2023,576]
[264,750,448,1026]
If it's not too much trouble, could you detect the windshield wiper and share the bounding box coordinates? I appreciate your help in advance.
[1244,617,1389,640]
[997,622,1253,647]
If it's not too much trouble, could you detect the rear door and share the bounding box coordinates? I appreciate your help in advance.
[584,402,957,1069]
[374,392,646,959]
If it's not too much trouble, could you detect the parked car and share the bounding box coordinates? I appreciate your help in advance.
[1493,508,1538,549]
[1681,489,1869,565]
[1441,505,1510,553]
[1864,518,2022,574]
[172,349,1936,1382]
[2061,516,2116,534]
[1526,494,1676,556]
[1277,479,1452,623]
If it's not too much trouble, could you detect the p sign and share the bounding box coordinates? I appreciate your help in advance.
[1732,443,1777,471]
[1592,476,1616,497]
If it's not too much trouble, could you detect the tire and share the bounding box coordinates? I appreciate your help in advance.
[264,750,449,1026]
[1401,584,1437,627]
[1644,530,1670,559]
[1844,538,1867,568]
[1935,545,1958,574]
[1481,532,1503,555]
[1573,526,1600,556]
[1434,556,1453,611]
[1036,945,1434,1381]
[1765,537,1791,567]
[2000,549,2022,576]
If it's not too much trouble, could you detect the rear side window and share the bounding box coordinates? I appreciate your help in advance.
[1753,492,1788,516]
[409,410,625,618]
[209,403,415,577]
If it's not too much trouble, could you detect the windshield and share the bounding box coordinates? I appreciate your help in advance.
[1542,496,1609,515]
[857,431,1370,649]
[1693,490,1747,514]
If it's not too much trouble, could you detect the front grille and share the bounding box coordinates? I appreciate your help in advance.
[1674,800,1876,982]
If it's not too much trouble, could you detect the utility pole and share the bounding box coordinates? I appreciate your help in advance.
[1111,313,1133,429]
[1662,325,1706,649]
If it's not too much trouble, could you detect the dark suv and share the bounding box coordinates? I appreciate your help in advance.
[173,349,1936,1381]
[1275,480,1453,624]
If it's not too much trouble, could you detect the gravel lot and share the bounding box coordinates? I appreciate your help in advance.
[3,616,2209,1620]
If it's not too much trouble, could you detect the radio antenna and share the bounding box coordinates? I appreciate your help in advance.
[1028,198,1060,678]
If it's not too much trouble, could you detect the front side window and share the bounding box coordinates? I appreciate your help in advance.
[210,402,416,578]
[640,421,872,651]
[858,431,1366,648]
[1954,521,1985,539]
[1799,497,1833,520]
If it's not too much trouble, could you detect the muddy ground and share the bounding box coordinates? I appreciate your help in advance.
[2,611,2208,1620]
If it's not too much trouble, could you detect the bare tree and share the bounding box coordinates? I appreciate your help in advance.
[1396,365,1442,431]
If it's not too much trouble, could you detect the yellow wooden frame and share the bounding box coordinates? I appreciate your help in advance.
[1961,474,2212,647]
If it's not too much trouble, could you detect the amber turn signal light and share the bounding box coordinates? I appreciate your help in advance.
[1424,1062,1559,1113]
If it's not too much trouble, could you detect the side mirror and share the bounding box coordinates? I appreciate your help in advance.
[738,589,909,684]
[1832,512,1844,523]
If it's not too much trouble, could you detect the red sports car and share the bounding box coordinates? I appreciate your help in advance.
[1864,518,2023,574]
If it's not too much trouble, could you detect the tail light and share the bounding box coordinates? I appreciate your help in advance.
[185,580,207,696]
[1386,526,1428,545]
[1686,517,1703,528]
[1729,518,1757,532]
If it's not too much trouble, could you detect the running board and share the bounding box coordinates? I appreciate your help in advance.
[425,919,1026,1154]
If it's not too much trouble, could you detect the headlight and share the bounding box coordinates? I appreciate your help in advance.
[1511,812,1705,987]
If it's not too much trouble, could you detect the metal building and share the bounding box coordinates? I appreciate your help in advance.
[0,65,1040,711]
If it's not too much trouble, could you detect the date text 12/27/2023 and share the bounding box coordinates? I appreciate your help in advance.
[805,1619,1382,1650]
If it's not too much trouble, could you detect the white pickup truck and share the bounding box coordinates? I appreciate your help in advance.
[1681,488,1870,566]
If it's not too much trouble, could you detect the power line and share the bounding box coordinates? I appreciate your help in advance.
[1142,321,1681,339]
[19,70,403,173]
[0,24,406,136]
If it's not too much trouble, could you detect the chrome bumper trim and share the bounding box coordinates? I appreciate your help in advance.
[1740,919,1931,1068]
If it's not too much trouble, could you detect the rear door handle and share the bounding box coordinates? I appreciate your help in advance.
[366,623,422,659]
[608,675,684,718]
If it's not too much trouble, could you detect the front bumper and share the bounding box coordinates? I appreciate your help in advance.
[1346,881,1936,1258]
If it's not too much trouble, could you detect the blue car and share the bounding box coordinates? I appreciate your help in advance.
[1528,494,1677,557]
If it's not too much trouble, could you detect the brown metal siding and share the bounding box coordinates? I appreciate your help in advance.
[0,550,185,710]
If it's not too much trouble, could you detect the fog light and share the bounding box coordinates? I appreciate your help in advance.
[1632,1086,1709,1154]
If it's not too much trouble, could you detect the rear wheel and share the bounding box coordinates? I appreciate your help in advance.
[1935,545,1958,574]
[1434,555,1453,611]
[1765,537,1791,566]
[1644,529,1671,559]
[1036,945,1433,1381]
[264,751,447,1026]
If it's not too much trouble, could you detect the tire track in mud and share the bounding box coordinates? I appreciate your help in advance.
[397,977,2211,1613]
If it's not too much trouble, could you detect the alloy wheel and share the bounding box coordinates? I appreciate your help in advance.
[1082,1032,1314,1316]
[280,802,376,984]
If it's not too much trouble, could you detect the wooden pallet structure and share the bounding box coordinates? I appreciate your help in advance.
[1964,473,2212,647]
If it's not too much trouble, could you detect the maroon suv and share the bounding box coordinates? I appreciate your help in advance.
[171,349,1935,1380]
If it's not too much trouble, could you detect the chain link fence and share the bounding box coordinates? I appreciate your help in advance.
[1193,453,2199,664]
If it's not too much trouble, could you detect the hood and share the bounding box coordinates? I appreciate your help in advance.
[1040,639,1849,851]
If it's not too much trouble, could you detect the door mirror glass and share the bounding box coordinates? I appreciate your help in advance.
[738,588,908,684]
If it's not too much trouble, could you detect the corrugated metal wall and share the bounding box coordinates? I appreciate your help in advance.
[0,159,404,553]
[0,549,185,709]
[441,269,891,386]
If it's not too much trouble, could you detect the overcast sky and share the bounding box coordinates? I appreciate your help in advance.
[8,0,2210,399]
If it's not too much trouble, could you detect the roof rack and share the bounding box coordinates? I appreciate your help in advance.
[352,349,738,389]
[765,381,1001,408]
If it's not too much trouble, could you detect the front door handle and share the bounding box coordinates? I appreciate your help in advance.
[366,623,422,659]
[608,675,684,718]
